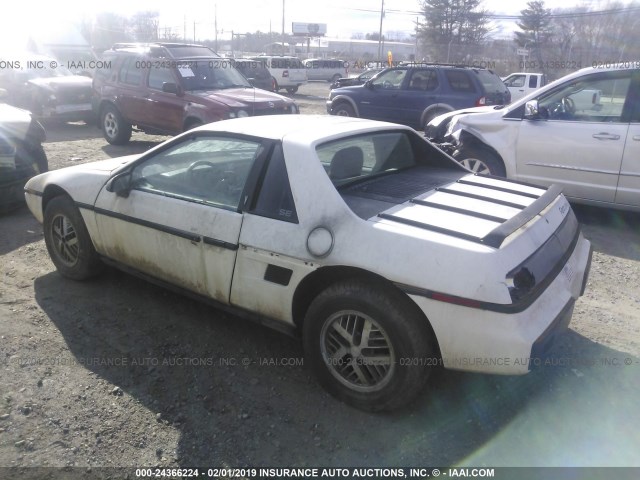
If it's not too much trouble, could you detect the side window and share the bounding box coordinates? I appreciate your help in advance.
[148,67,175,90]
[372,69,407,89]
[528,76,538,88]
[131,136,264,211]
[118,57,143,86]
[504,75,525,88]
[538,72,632,122]
[408,70,438,91]
[251,144,298,223]
[445,70,476,92]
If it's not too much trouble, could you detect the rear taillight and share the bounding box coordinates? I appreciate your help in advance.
[282,70,289,78]
[476,96,486,106]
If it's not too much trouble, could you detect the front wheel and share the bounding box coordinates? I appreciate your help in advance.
[43,196,104,280]
[101,104,132,145]
[332,103,356,117]
[303,280,435,412]
[453,146,506,177]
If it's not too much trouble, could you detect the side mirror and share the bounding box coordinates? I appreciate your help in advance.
[107,171,132,197]
[162,82,180,95]
[364,80,375,89]
[524,99,548,120]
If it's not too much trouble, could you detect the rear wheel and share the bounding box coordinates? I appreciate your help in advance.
[101,104,132,145]
[303,280,434,412]
[43,196,104,280]
[285,86,298,94]
[453,146,506,177]
[332,103,356,117]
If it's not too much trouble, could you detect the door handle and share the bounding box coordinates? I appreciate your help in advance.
[592,133,620,140]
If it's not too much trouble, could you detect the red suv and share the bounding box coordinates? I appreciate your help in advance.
[93,43,299,144]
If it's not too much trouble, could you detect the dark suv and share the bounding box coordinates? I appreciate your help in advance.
[93,43,299,144]
[326,63,509,130]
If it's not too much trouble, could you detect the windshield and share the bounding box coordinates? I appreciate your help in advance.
[176,60,251,90]
[316,131,417,186]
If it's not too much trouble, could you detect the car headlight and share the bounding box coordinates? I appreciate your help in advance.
[236,109,249,118]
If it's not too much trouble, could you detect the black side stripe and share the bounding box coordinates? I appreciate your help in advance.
[409,199,508,223]
[456,179,540,199]
[203,236,239,251]
[89,205,237,250]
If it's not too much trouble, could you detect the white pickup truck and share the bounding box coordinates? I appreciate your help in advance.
[502,73,547,102]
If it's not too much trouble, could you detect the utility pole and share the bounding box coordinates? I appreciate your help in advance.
[282,0,285,54]
[214,3,218,52]
[377,0,384,62]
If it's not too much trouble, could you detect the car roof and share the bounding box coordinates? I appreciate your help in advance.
[193,115,410,143]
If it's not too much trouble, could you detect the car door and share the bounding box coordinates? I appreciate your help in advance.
[93,133,267,303]
[504,74,527,102]
[143,66,184,133]
[358,68,409,122]
[114,56,147,123]
[392,68,440,128]
[515,70,632,203]
[615,71,640,207]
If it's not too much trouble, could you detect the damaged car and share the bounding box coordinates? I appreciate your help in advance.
[0,98,47,211]
[24,116,591,411]
[426,63,640,211]
[0,54,94,123]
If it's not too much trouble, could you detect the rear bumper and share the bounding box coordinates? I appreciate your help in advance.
[408,234,592,375]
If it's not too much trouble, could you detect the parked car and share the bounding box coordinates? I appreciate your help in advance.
[93,43,299,144]
[0,54,93,123]
[0,97,47,211]
[24,115,591,411]
[327,63,510,129]
[330,68,385,89]
[232,59,274,91]
[249,56,307,94]
[426,63,640,211]
[502,72,547,102]
[302,58,348,83]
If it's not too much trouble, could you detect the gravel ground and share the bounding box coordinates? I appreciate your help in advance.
[1,83,639,477]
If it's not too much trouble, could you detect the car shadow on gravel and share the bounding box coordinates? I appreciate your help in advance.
[42,121,103,143]
[573,204,640,261]
[33,268,640,467]
[0,206,43,255]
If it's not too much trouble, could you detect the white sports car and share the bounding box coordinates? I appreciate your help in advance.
[24,115,592,411]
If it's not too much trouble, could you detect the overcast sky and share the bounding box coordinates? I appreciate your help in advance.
[3,0,623,43]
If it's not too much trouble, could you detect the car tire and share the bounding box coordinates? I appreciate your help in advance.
[43,196,104,280]
[184,119,203,131]
[272,77,279,91]
[421,109,449,130]
[101,104,132,145]
[453,146,506,177]
[332,103,356,117]
[303,280,435,412]
[285,86,298,94]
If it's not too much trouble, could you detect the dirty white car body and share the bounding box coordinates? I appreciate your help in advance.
[24,115,592,411]
[427,64,640,211]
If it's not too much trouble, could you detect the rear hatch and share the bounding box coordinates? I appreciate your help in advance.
[341,166,570,250]
[475,70,511,105]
